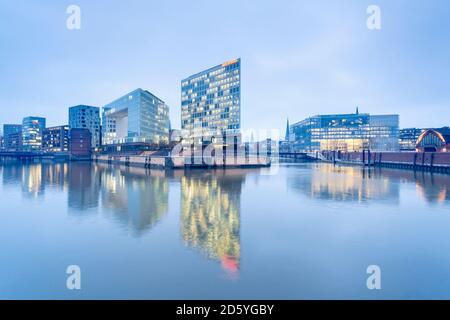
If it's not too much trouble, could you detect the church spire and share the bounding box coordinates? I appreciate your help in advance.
[285,118,290,141]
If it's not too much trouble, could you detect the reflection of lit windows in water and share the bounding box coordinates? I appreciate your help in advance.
[180,173,244,276]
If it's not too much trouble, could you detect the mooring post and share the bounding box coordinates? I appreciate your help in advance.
[431,152,435,172]
[413,152,417,170]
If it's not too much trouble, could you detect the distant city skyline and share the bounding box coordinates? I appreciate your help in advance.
[1,0,449,133]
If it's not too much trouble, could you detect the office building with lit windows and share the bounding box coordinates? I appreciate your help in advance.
[290,110,399,152]
[22,117,46,151]
[69,105,101,149]
[181,59,241,145]
[3,124,22,150]
[42,125,69,152]
[399,128,423,151]
[102,88,170,146]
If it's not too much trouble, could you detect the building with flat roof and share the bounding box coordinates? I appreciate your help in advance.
[43,125,69,152]
[69,128,92,158]
[22,117,46,151]
[69,105,101,149]
[181,59,241,145]
[290,109,399,152]
[3,124,22,150]
[102,88,170,146]
[399,128,423,151]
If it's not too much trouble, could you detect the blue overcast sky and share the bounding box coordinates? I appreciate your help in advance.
[0,0,449,132]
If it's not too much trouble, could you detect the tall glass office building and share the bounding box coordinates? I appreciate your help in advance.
[181,59,241,144]
[69,105,101,149]
[102,88,170,145]
[22,117,46,151]
[290,111,399,152]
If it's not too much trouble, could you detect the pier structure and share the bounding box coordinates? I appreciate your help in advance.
[93,153,270,170]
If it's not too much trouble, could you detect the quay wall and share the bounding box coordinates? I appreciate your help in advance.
[93,154,271,169]
[1,153,271,170]
[0,152,89,162]
[322,151,450,173]
[94,155,168,169]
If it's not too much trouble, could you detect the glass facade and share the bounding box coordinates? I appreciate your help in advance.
[102,88,170,145]
[399,128,423,151]
[69,105,101,149]
[3,124,22,150]
[291,112,399,152]
[22,117,46,151]
[368,115,400,151]
[181,59,241,144]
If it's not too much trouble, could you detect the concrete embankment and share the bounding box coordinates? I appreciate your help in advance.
[93,154,271,170]
[0,152,91,162]
[322,151,450,174]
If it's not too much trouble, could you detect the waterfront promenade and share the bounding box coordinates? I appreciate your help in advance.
[322,151,450,174]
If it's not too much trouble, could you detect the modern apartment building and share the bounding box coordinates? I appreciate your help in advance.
[102,88,170,146]
[290,110,399,152]
[69,105,101,149]
[42,125,69,152]
[181,59,241,145]
[3,124,22,150]
[22,117,46,151]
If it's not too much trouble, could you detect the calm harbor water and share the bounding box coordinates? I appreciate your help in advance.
[1,160,450,299]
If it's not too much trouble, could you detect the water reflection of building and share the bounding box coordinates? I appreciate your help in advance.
[1,160,24,186]
[21,164,45,198]
[289,163,450,205]
[67,162,101,211]
[289,163,400,203]
[180,170,245,275]
[416,174,450,204]
[43,162,69,191]
[1,162,69,198]
[358,168,450,204]
[99,164,169,236]
[385,170,450,204]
